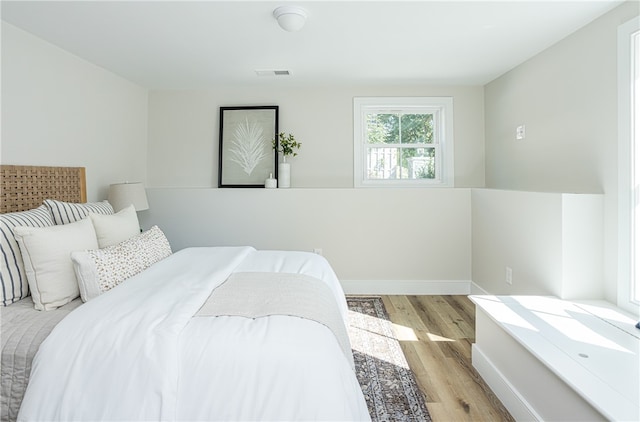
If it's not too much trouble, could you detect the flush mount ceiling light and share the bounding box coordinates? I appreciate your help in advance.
[273,6,307,32]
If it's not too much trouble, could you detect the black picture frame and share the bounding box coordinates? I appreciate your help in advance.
[218,106,279,188]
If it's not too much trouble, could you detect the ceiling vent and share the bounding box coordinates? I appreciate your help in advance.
[255,69,291,77]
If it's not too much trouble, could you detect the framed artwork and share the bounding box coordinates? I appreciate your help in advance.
[218,106,279,188]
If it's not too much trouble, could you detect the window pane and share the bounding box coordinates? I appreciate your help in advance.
[403,148,436,179]
[400,114,434,144]
[366,113,399,144]
[366,147,400,179]
[366,147,436,180]
[354,96,453,187]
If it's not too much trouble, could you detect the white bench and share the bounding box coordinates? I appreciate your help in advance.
[470,295,639,421]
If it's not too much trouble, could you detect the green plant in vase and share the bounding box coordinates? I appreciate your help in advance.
[272,133,301,188]
[272,132,302,162]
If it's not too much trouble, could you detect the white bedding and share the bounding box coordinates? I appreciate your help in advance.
[18,247,370,421]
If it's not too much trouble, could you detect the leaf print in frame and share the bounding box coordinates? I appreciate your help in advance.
[228,118,271,175]
[218,106,279,188]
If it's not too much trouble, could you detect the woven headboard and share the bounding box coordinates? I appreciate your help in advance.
[0,165,87,213]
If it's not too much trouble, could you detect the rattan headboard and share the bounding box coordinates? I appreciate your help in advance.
[0,165,87,213]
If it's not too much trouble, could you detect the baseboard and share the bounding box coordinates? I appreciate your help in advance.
[340,279,471,295]
[472,344,541,422]
[470,281,490,295]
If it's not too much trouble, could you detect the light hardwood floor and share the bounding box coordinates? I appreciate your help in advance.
[381,295,515,422]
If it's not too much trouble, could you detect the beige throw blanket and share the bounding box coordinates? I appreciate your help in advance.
[195,272,354,369]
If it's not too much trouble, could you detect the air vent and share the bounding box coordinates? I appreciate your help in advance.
[255,69,291,77]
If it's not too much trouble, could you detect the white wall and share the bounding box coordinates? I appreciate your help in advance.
[472,189,603,299]
[147,85,485,188]
[144,85,483,286]
[0,20,482,287]
[482,2,639,302]
[2,7,630,297]
[0,22,148,201]
[140,188,472,286]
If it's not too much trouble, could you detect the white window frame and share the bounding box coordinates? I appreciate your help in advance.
[618,16,640,315]
[353,97,454,188]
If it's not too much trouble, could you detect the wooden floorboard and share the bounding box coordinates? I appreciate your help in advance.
[382,295,515,422]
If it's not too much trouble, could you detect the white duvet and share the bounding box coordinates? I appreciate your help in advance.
[18,247,370,421]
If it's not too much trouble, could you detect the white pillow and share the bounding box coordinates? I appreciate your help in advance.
[44,199,114,225]
[0,205,54,306]
[14,218,99,311]
[89,204,140,248]
[71,226,172,302]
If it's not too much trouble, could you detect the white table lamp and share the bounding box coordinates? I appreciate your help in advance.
[108,182,149,212]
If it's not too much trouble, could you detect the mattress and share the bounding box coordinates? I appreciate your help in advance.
[0,298,82,422]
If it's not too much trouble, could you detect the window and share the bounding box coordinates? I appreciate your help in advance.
[618,17,640,314]
[354,97,454,187]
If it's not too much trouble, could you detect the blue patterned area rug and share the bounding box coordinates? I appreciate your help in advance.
[347,296,432,422]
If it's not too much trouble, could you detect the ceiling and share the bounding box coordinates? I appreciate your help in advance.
[1,0,625,89]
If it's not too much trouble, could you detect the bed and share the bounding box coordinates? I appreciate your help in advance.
[0,165,370,421]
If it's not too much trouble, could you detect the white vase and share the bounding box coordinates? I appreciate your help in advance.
[265,173,277,189]
[278,162,290,188]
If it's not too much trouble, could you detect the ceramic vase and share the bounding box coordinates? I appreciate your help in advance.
[265,173,277,189]
[278,162,290,188]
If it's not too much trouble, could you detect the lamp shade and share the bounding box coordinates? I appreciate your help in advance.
[108,182,149,212]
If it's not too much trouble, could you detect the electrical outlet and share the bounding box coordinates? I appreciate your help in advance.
[516,125,526,140]
[505,266,513,285]
[313,248,323,256]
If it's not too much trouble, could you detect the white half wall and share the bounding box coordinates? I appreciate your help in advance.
[472,189,604,299]
[561,194,605,299]
[0,22,148,201]
[140,188,472,285]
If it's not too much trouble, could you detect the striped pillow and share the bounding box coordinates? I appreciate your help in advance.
[44,199,114,225]
[1,205,54,306]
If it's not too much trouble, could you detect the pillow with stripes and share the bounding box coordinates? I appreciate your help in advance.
[0,205,54,306]
[44,199,113,225]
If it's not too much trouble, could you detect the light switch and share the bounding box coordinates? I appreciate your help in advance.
[516,125,526,140]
